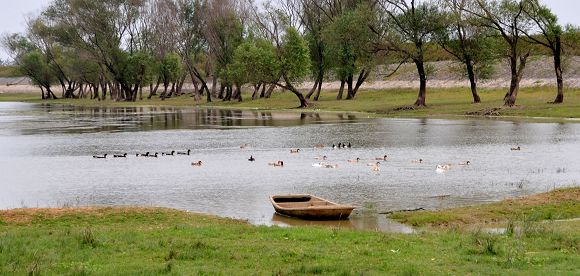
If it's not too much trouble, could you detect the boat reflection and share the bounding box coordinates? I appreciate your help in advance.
[270,212,415,234]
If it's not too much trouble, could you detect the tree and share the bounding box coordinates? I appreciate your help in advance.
[323,4,375,100]
[467,0,532,106]
[229,39,279,100]
[275,27,311,107]
[158,52,182,100]
[520,0,570,104]
[438,0,496,103]
[20,50,58,99]
[375,0,447,106]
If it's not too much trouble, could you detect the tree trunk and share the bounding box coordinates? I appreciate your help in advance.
[346,74,354,100]
[314,74,323,101]
[40,86,46,100]
[337,79,345,100]
[352,69,370,97]
[279,75,308,108]
[552,38,564,104]
[211,74,217,97]
[260,83,266,98]
[465,58,481,103]
[414,59,427,106]
[265,83,276,98]
[305,79,319,99]
[504,52,529,107]
[235,83,242,102]
[218,84,225,99]
[252,83,260,100]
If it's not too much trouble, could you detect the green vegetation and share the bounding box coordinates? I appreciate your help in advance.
[390,187,580,227]
[1,187,579,275]
[2,86,580,119]
[0,66,22,78]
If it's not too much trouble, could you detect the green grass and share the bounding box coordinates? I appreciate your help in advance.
[390,187,580,228]
[0,187,579,275]
[2,86,580,119]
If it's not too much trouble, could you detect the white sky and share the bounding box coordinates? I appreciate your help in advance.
[1,0,579,61]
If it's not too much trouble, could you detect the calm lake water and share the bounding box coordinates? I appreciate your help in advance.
[0,102,578,232]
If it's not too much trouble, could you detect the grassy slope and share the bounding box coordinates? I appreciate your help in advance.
[0,188,579,275]
[1,87,580,119]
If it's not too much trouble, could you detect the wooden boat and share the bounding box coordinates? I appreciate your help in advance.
[270,194,355,220]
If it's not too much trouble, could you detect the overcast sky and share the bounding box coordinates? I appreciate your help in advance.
[1,0,579,61]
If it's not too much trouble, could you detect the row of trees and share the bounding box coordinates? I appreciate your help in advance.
[2,0,578,107]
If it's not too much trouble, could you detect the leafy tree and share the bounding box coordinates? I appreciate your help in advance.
[158,52,183,100]
[520,0,571,103]
[19,50,58,99]
[323,4,375,100]
[277,27,311,108]
[467,0,533,106]
[438,0,497,103]
[375,0,448,106]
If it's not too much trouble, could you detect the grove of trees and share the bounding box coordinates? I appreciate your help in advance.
[1,0,578,106]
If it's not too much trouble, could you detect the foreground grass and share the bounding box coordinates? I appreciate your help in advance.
[390,187,580,228]
[2,86,580,119]
[1,189,579,275]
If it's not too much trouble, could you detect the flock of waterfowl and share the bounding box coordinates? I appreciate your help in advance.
[92,143,522,172]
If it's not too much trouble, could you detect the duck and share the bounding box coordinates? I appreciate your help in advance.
[458,161,471,166]
[510,146,521,151]
[367,161,381,166]
[411,159,423,164]
[371,163,380,172]
[332,144,337,149]
[436,164,451,173]
[248,155,255,162]
[240,144,249,149]
[312,162,325,168]
[375,155,388,161]
[324,164,339,169]
[191,160,203,166]
[162,150,175,156]
[113,153,127,158]
[177,149,191,155]
[93,154,107,159]
[136,152,150,157]
[290,149,300,154]
[315,155,327,160]
[347,142,352,148]
[347,157,360,163]
[268,161,284,167]
[338,143,342,149]
[147,153,159,158]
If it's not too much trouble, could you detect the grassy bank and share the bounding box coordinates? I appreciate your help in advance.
[1,188,578,275]
[2,86,580,119]
[389,187,580,227]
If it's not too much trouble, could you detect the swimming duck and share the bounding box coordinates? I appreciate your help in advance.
[290,149,300,154]
[371,163,380,172]
[510,146,521,151]
[113,153,127,158]
[323,164,338,169]
[248,155,255,162]
[338,143,342,149]
[147,153,159,158]
[177,149,191,155]
[315,155,327,160]
[367,161,381,166]
[347,143,352,148]
[93,154,107,159]
[347,157,360,163]
[458,161,471,166]
[376,155,388,161]
[411,159,423,164]
[191,160,202,166]
[312,163,325,168]
[332,144,337,149]
[436,164,451,173]
[162,150,175,156]
[136,152,150,157]
[240,144,249,149]
[268,161,284,167]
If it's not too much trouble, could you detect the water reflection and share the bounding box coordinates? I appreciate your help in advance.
[0,102,578,232]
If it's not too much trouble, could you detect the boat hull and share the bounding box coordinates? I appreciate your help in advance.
[270,194,354,220]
